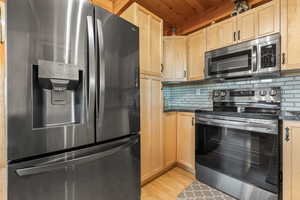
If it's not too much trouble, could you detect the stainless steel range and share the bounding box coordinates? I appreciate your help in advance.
[195,87,281,200]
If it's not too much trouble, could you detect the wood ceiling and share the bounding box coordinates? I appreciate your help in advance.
[97,0,270,35]
[133,0,270,35]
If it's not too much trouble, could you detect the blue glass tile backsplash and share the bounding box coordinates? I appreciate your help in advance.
[163,75,300,111]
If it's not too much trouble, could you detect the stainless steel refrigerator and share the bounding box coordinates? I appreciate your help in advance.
[6,0,140,199]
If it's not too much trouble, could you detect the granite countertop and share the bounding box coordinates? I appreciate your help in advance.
[164,107,300,121]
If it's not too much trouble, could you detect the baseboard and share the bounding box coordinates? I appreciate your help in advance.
[176,162,195,175]
[141,163,176,186]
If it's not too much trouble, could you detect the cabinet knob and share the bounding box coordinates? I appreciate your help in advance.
[285,127,290,142]
[238,30,241,41]
[192,117,195,126]
[234,32,236,41]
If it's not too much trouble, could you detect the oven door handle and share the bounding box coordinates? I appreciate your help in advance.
[197,117,277,134]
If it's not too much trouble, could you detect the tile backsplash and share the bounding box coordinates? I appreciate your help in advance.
[163,75,300,111]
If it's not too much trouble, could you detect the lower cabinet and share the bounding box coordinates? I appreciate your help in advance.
[140,77,163,183]
[177,112,195,172]
[163,112,177,168]
[283,121,300,200]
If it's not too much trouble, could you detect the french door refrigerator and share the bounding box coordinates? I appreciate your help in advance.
[6,0,140,200]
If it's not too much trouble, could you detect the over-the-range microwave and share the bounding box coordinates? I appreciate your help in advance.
[205,33,281,80]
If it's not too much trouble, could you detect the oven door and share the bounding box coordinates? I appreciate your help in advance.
[205,45,257,79]
[195,116,280,199]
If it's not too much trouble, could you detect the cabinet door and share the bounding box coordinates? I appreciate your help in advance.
[281,0,300,70]
[164,112,177,168]
[163,37,187,81]
[257,0,280,37]
[283,121,300,200]
[219,17,237,47]
[140,78,152,181]
[150,17,162,76]
[237,9,257,42]
[150,79,163,175]
[137,8,150,74]
[177,113,195,171]
[206,24,220,51]
[188,29,206,80]
[120,3,136,25]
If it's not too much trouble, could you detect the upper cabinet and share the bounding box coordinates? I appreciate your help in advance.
[121,3,163,77]
[219,17,237,47]
[256,0,280,37]
[281,0,300,70]
[187,29,206,80]
[206,0,280,51]
[237,9,257,42]
[206,24,220,51]
[163,36,187,81]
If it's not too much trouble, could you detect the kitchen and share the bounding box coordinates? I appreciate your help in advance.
[0,0,299,200]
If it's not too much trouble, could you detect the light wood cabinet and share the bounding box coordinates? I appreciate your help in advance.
[177,112,195,171]
[140,77,163,182]
[283,121,300,200]
[206,24,220,51]
[187,29,206,81]
[206,0,279,50]
[163,112,177,168]
[219,17,237,47]
[281,0,300,70]
[163,36,187,81]
[120,3,163,77]
[256,0,280,38]
[237,9,257,42]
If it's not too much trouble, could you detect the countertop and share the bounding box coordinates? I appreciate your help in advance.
[164,107,300,121]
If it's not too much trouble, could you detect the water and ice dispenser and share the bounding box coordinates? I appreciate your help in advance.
[33,60,83,128]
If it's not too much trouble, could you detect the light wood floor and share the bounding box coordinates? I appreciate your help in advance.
[141,167,195,200]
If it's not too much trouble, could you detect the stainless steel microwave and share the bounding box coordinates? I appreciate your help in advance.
[205,33,281,79]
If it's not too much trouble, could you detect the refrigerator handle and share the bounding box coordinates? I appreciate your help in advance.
[87,16,96,123]
[96,19,105,132]
[16,137,139,177]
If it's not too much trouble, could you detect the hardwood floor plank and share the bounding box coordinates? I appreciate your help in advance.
[141,167,195,200]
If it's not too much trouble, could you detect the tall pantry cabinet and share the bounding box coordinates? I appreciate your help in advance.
[120,3,164,183]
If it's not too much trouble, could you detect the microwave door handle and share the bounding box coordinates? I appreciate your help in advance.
[252,46,258,72]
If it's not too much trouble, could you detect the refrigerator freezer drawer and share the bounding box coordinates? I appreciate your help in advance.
[8,135,140,200]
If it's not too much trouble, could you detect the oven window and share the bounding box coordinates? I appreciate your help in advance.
[195,124,279,194]
[208,50,252,76]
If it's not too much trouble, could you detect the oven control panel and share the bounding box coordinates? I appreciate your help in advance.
[213,87,281,103]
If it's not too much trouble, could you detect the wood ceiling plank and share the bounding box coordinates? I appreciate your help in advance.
[183,0,206,13]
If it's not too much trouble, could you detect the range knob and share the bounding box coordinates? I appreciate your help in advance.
[260,90,267,96]
[214,91,220,97]
[270,89,278,96]
[220,91,227,97]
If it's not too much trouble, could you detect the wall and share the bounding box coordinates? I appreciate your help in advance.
[164,75,300,111]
